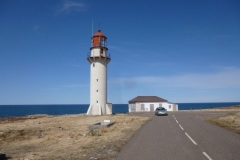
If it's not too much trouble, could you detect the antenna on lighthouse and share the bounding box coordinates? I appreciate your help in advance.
[98,23,101,30]
[92,20,93,37]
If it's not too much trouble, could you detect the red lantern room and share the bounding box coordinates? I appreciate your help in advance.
[91,29,108,49]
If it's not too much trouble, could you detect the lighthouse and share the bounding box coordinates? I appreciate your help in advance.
[86,29,112,115]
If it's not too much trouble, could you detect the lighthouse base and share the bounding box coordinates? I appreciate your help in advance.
[86,103,112,115]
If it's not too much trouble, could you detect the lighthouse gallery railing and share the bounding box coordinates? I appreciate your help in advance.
[87,52,111,59]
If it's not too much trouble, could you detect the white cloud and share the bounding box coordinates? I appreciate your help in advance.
[33,25,40,31]
[69,64,85,68]
[63,84,88,88]
[58,0,85,14]
[110,67,240,89]
[46,84,88,90]
[118,42,141,46]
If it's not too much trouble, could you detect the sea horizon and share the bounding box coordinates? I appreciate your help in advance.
[0,102,240,118]
[1,101,240,105]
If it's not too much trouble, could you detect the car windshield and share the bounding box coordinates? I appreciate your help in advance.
[157,107,166,110]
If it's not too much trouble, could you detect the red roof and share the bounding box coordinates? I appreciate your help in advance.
[92,29,106,38]
[128,96,168,103]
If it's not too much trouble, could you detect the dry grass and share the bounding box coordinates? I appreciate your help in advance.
[207,112,240,134]
[0,114,151,160]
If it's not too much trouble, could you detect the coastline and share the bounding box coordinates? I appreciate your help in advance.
[1,102,240,118]
[178,105,240,112]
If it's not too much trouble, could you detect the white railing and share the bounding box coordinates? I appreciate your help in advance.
[87,52,111,59]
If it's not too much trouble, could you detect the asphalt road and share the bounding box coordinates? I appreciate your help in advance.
[116,111,240,160]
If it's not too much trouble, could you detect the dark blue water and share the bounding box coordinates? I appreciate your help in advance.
[178,102,240,110]
[0,104,128,118]
[0,102,239,118]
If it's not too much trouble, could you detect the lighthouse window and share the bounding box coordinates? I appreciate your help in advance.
[100,37,106,47]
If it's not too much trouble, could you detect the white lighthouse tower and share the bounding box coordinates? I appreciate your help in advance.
[86,29,112,115]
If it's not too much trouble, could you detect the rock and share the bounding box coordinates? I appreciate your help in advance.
[0,151,6,160]
[90,128,99,136]
[39,131,45,138]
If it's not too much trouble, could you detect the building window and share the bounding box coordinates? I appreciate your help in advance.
[159,103,162,107]
[96,100,98,103]
[96,90,98,93]
[96,79,98,82]
[169,105,171,109]
[93,63,95,67]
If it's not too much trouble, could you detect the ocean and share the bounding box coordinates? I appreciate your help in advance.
[0,102,239,118]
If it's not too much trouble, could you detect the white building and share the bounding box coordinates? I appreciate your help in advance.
[86,29,112,115]
[128,96,178,112]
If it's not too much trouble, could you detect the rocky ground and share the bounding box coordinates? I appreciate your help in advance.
[0,114,151,160]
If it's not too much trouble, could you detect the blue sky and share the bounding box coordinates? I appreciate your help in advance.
[1,0,240,104]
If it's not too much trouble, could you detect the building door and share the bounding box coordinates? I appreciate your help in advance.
[141,104,145,111]
[150,104,154,111]
[131,104,136,112]
[173,104,176,111]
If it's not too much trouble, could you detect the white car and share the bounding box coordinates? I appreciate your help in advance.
[155,107,168,116]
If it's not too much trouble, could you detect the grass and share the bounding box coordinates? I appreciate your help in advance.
[0,114,151,160]
[206,112,240,134]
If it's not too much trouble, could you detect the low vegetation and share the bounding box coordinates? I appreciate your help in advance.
[0,114,151,160]
[207,111,240,134]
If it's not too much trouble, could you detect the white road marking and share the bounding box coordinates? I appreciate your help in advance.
[203,152,212,160]
[185,132,198,145]
[173,116,210,159]
[179,124,184,130]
